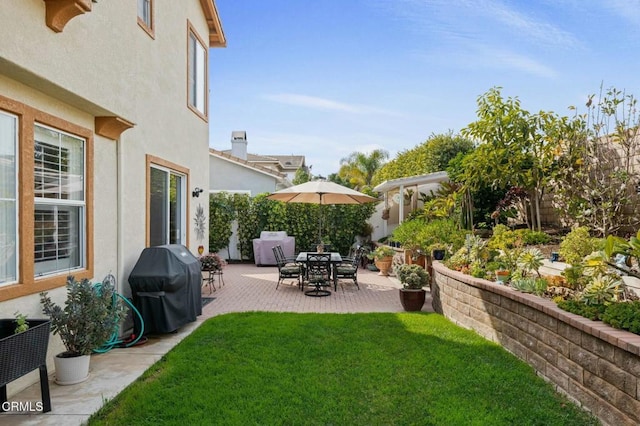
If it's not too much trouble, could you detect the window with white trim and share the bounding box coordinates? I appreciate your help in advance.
[149,165,186,246]
[0,111,18,286]
[188,25,208,117]
[33,125,85,276]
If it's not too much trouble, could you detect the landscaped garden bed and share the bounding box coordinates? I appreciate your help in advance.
[431,262,640,425]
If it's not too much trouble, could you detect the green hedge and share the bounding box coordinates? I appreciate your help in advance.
[209,192,376,259]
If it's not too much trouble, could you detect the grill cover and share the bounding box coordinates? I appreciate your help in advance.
[252,231,295,266]
[128,244,202,334]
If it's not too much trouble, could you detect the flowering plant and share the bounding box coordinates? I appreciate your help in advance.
[199,252,226,270]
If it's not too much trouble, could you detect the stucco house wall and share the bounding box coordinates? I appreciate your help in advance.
[0,0,225,396]
[209,155,284,195]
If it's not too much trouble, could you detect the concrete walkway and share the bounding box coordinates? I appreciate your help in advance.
[1,263,434,426]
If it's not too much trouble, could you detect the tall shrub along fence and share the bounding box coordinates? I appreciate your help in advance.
[209,192,376,260]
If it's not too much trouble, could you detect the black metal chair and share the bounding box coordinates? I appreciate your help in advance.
[275,244,298,265]
[304,253,332,297]
[334,248,363,291]
[272,246,302,290]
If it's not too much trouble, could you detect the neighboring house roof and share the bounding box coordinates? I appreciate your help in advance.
[209,148,289,180]
[268,155,306,171]
[221,151,306,172]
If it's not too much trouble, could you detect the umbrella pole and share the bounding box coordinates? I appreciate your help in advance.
[318,194,323,243]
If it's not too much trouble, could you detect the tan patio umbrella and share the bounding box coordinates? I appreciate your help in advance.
[267,180,379,241]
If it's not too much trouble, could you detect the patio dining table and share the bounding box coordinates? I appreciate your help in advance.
[296,252,342,295]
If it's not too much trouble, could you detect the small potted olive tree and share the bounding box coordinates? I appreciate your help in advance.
[395,263,430,311]
[40,276,126,385]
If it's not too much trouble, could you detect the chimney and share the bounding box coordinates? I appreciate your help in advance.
[231,131,247,160]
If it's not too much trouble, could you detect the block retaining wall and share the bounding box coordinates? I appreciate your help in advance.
[431,262,640,426]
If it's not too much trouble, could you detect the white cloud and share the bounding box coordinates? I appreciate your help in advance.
[415,43,557,79]
[262,93,400,116]
[373,0,579,49]
[604,0,640,27]
[487,48,558,79]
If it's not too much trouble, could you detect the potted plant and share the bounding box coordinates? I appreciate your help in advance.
[395,263,430,311]
[367,245,396,276]
[429,242,448,261]
[40,276,126,385]
[198,252,227,271]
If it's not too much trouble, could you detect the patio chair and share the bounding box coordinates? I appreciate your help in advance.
[275,244,298,265]
[272,246,302,290]
[304,253,332,297]
[334,248,363,291]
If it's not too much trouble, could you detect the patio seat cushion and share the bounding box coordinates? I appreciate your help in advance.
[281,265,301,275]
[335,265,357,275]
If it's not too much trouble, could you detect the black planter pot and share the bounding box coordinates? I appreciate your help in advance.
[432,249,445,261]
[0,319,51,413]
[399,289,426,311]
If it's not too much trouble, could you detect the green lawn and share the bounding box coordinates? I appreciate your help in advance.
[89,312,598,425]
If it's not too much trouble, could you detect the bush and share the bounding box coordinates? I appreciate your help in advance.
[602,301,640,334]
[487,224,518,250]
[559,227,602,265]
[395,264,430,289]
[517,229,551,245]
[556,299,606,321]
[488,225,551,251]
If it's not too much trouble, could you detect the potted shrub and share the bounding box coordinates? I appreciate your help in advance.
[391,219,427,266]
[40,276,126,385]
[198,252,227,271]
[367,245,396,276]
[395,263,430,311]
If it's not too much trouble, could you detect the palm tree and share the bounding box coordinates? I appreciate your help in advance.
[338,149,389,192]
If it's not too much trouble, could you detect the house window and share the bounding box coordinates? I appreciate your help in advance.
[33,125,85,276]
[0,111,17,286]
[188,23,208,118]
[0,95,93,301]
[137,0,154,37]
[148,159,187,246]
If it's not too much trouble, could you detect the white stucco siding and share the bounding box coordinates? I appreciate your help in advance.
[210,156,280,195]
[0,1,137,118]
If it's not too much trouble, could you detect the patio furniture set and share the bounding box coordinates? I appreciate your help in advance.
[272,245,363,297]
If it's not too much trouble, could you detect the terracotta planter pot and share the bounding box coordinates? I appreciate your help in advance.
[399,288,426,311]
[495,270,510,284]
[374,257,393,276]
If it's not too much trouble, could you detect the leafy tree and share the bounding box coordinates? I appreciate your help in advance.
[338,149,389,192]
[550,86,640,236]
[292,167,312,184]
[372,132,473,185]
[462,87,565,230]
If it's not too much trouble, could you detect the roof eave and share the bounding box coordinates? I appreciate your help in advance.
[201,0,227,48]
[373,171,449,193]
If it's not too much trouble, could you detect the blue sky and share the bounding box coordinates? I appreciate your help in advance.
[209,0,640,177]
